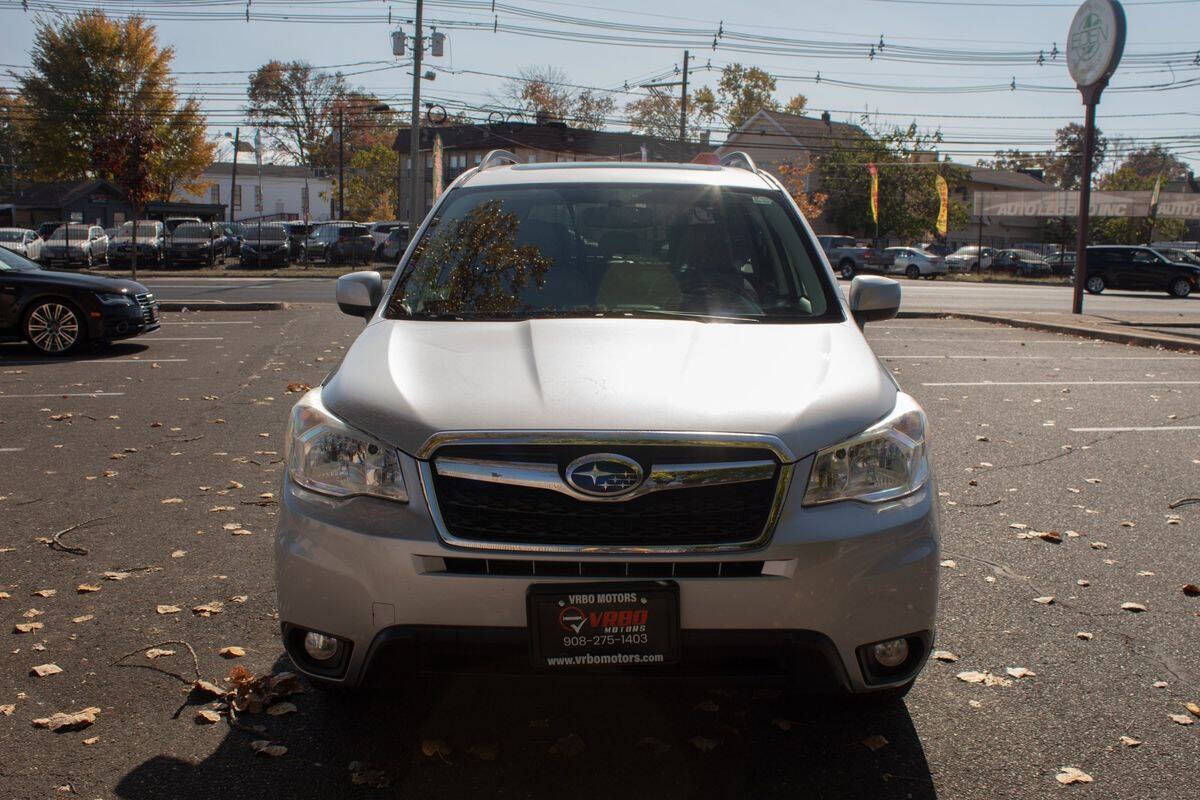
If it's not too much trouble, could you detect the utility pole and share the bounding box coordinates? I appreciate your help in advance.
[337,108,345,220]
[228,127,239,223]
[408,0,424,227]
[679,50,689,144]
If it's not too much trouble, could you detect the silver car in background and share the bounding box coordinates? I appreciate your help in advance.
[0,228,43,262]
[884,246,948,279]
[276,152,939,701]
[944,245,994,273]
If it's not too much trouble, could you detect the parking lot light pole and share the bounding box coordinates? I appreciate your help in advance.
[409,0,424,228]
[338,109,344,220]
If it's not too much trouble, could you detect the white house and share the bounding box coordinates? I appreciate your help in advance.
[177,162,334,222]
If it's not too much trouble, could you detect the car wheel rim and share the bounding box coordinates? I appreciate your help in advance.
[1087,277,1103,292]
[28,303,79,353]
[1174,280,1189,296]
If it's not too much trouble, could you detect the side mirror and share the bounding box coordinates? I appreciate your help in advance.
[848,275,901,329]
[336,270,383,319]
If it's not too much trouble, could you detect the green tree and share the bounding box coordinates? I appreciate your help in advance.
[1115,144,1190,182]
[344,143,399,221]
[1044,123,1107,190]
[0,89,31,193]
[1092,167,1186,245]
[819,125,969,241]
[158,98,215,200]
[15,11,210,189]
[95,117,161,280]
[247,60,348,169]
[625,91,710,142]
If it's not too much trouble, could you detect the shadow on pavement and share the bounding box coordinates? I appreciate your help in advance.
[115,657,935,800]
[0,340,150,362]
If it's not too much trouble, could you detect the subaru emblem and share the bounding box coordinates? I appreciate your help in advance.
[564,453,644,498]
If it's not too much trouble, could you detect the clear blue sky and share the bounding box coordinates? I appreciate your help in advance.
[1,0,1197,170]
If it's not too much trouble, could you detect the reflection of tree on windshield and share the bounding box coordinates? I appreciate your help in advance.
[389,201,552,317]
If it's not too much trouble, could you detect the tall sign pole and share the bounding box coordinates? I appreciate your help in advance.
[409,0,425,227]
[1067,0,1125,315]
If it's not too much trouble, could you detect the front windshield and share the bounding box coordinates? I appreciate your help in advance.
[45,224,91,241]
[0,230,24,242]
[246,226,288,241]
[173,224,211,239]
[385,183,839,323]
[115,222,160,240]
[0,245,39,271]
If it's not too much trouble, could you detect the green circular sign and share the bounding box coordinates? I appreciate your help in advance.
[1067,0,1126,88]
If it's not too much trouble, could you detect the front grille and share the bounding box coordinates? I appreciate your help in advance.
[134,293,156,324]
[438,557,766,578]
[429,443,781,548]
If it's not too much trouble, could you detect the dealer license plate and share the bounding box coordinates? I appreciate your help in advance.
[527,582,679,668]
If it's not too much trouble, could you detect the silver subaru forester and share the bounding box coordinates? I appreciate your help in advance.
[276,151,939,699]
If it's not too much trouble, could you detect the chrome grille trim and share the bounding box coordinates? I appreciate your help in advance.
[418,431,796,555]
[433,455,775,503]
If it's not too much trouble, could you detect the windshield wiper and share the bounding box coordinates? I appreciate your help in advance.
[601,308,760,323]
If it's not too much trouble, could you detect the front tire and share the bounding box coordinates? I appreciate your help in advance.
[1085,274,1105,294]
[24,299,85,355]
[838,259,855,280]
[1169,278,1191,298]
[905,264,920,279]
[970,262,980,273]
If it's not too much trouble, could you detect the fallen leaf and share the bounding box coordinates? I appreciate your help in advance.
[194,709,221,724]
[1055,767,1093,785]
[227,481,244,490]
[1187,702,1200,718]
[229,595,249,604]
[250,740,287,757]
[549,733,585,756]
[1091,541,1109,549]
[266,701,296,716]
[1137,571,1155,577]
[1154,681,1169,689]
[14,622,44,633]
[160,498,183,505]
[694,699,720,712]
[30,663,63,677]
[1119,736,1141,747]
[192,680,229,699]
[1037,530,1062,544]
[689,735,718,752]
[23,608,43,618]
[83,736,99,745]
[1033,596,1055,605]
[1076,579,1090,587]
[103,571,130,581]
[861,734,889,751]
[286,382,311,393]
[1168,713,1194,725]
[1183,584,1200,597]
[1076,632,1094,640]
[219,646,246,658]
[193,601,224,617]
[467,743,498,760]
[940,559,957,569]
[932,650,959,662]
[171,550,186,558]
[0,704,13,716]
[421,739,453,760]
[208,506,235,513]
[1085,478,1101,484]
[956,671,1012,687]
[76,584,100,593]
[155,605,181,614]
[1120,521,1135,528]
[231,529,253,536]
[145,648,175,660]
[1121,602,1148,613]
[32,589,56,598]
[69,615,93,625]
[1005,667,1036,679]
[1010,523,1028,530]
[32,707,100,732]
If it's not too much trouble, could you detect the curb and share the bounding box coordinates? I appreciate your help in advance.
[158,301,286,312]
[904,310,1200,354]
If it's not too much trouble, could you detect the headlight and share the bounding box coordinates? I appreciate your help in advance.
[95,292,135,306]
[286,389,408,503]
[803,394,929,506]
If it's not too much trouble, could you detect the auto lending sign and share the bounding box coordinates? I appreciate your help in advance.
[974,191,1200,219]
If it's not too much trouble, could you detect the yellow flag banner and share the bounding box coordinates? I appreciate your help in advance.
[935,175,949,236]
[868,163,879,225]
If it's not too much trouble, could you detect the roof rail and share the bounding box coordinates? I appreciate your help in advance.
[478,149,520,171]
[719,151,758,172]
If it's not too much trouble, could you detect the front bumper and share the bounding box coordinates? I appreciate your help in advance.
[91,301,160,340]
[275,456,940,692]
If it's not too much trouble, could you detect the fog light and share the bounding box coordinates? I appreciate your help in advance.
[303,631,339,661]
[872,638,910,668]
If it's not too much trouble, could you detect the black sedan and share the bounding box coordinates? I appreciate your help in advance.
[0,246,159,355]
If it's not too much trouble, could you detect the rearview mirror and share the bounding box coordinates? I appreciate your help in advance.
[848,275,900,329]
[336,271,383,319]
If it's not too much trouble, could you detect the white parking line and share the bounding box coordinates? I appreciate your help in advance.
[873,326,1011,332]
[866,338,1088,344]
[0,358,187,366]
[1069,425,1200,432]
[159,321,253,325]
[0,447,24,452]
[923,380,1200,387]
[143,337,223,341]
[0,392,125,398]
[879,355,1050,360]
[1070,355,1200,360]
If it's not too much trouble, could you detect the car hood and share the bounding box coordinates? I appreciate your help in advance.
[25,269,146,293]
[321,318,898,461]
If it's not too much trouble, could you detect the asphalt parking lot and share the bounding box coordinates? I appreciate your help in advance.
[1,309,1198,799]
